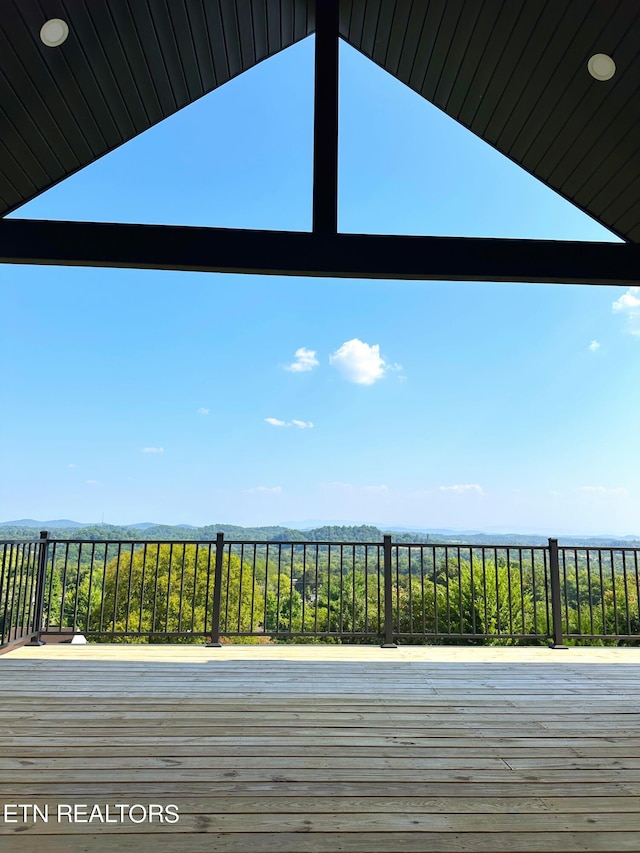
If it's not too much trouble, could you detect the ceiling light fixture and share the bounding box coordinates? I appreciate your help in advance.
[40,18,69,48]
[587,53,616,81]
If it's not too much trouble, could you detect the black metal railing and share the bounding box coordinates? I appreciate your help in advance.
[1,532,639,648]
[0,531,48,649]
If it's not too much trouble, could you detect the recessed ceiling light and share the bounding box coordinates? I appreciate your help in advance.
[587,53,616,81]
[40,18,69,48]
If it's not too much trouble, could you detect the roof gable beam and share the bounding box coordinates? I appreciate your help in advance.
[0,218,635,285]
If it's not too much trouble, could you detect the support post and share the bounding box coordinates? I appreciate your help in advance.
[548,538,567,649]
[381,535,397,648]
[206,532,225,647]
[312,0,339,234]
[29,530,49,645]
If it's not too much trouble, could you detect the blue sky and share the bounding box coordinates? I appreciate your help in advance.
[1,37,638,535]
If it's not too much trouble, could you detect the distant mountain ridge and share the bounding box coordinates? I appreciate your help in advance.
[0,519,196,530]
[1,519,639,548]
[0,519,85,528]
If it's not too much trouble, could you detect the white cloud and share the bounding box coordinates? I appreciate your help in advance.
[329,338,397,385]
[285,347,319,373]
[361,484,388,494]
[612,287,640,313]
[142,447,164,453]
[439,484,484,495]
[612,287,640,335]
[589,340,600,352]
[579,486,628,497]
[86,479,98,486]
[266,417,313,429]
[244,486,283,495]
[197,408,210,415]
[68,463,77,468]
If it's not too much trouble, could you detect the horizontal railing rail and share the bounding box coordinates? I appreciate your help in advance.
[1,532,639,647]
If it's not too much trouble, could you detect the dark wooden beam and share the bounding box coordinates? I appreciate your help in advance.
[312,0,339,234]
[0,219,637,285]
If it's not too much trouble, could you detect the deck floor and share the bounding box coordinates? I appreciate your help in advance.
[1,643,640,852]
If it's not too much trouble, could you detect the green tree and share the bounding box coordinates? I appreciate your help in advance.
[89,545,263,642]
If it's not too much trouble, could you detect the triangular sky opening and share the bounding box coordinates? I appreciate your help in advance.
[338,43,621,243]
[8,38,316,232]
[9,37,621,244]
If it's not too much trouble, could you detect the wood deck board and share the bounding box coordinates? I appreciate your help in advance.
[1,645,640,852]
[1,795,639,813]
[2,831,640,853]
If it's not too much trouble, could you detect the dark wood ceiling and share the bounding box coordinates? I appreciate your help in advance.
[1,0,638,242]
[341,0,640,243]
[0,0,315,217]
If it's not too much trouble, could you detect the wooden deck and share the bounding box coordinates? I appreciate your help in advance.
[2,644,640,853]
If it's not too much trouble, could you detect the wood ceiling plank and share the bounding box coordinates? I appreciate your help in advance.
[0,91,56,191]
[106,1,165,125]
[455,1,524,131]
[608,196,640,241]
[343,0,366,48]
[432,0,483,112]
[165,0,207,102]
[572,109,640,214]
[493,0,585,158]
[542,77,637,202]
[528,16,636,187]
[81,2,151,135]
[264,0,282,55]
[235,0,257,70]
[392,1,428,86]
[27,23,108,155]
[442,1,500,120]
[585,141,640,217]
[421,0,466,105]
[472,2,549,143]
[360,0,383,60]
[279,0,294,50]
[625,223,640,244]
[218,0,243,79]
[382,0,414,78]
[249,0,269,65]
[407,0,447,95]
[293,0,312,42]
[183,0,217,90]
[146,0,192,110]
[0,11,85,173]
[58,2,136,141]
[204,0,232,85]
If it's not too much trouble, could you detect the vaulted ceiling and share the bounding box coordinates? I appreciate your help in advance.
[1,0,638,241]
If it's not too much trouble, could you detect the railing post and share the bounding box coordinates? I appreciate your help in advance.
[548,538,567,649]
[29,530,49,645]
[381,535,397,648]
[206,532,224,647]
